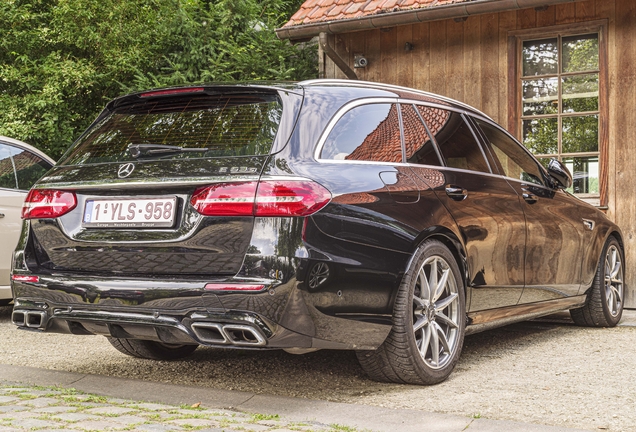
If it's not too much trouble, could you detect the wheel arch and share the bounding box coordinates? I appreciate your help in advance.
[409,227,469,305]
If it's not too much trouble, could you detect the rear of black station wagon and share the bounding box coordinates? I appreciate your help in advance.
[11,80,624,385]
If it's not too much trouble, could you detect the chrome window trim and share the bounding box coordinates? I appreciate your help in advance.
[300,79,494,120]
[406,163,512,182]
[313,97,399,162]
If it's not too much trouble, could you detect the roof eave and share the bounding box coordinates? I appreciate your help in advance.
[276,0,578,41]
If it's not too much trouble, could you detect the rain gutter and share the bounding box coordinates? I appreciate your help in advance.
[276,0,578,41]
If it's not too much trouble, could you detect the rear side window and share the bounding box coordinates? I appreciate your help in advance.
[60,93,283,165]
[320,103,402,163]
[424,108,490,173]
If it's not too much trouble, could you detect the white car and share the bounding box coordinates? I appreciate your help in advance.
[0,136,54,304]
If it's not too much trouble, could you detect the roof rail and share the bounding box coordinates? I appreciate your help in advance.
[299,79,493,120]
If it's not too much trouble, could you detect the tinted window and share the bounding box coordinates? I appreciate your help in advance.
[61,93,283,165]
[12,148,53,190]
[321,103,402,162]
[402,104,441,166]
[0,144,17,189]
[422,108,490,173]
[475,119,545,186]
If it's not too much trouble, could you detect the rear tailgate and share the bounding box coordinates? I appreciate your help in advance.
[26,87,293,277]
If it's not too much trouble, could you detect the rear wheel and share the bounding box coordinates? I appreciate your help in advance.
[107,337,198,360]
[571,236,624,327]
[357,240,465,385]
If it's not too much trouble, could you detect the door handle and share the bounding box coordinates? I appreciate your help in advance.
[445,185,467,201]
[522,192,538,204]
[0,213,4,218]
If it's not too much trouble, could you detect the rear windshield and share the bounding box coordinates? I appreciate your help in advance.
[60,93,283,165]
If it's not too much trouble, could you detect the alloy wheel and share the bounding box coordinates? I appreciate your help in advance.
[412,255,461,370]
[604,245,623,317]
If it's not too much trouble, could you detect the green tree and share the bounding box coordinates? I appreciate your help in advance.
[0,0,316,159]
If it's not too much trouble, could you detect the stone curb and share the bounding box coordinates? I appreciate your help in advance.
[0,363,591,432]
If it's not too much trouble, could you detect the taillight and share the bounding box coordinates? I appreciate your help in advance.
[191,182,259,216]
[254,181,331,216]
[22,189,77,219]
[191,180,331,217]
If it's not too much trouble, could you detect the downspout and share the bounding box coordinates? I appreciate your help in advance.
[319,32,357,80]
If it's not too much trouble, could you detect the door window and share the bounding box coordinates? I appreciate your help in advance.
[421,108,490,173]
[475,119,546,187]
[402,104,442,166]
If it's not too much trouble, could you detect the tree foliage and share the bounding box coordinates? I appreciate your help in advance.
[0,0,316,159]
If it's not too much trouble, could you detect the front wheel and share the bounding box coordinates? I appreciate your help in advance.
[107,337,198,360]
[570,236,624,327]
[357,240,466,385]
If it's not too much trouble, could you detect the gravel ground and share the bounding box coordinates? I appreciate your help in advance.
[1,305,635,431]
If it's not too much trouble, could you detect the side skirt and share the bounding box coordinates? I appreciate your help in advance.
[465,295,587,335]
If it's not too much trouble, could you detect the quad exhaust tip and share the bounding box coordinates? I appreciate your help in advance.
[191,322,266,346]
[12,310,47,329]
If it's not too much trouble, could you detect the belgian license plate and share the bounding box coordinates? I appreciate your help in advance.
[82,197,177,228]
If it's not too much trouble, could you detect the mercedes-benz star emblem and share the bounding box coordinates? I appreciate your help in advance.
[118,163,135,178]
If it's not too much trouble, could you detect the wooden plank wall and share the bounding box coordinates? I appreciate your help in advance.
[324,0,636,306]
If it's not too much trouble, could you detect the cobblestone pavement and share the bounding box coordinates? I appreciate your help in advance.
[0,385,348,432]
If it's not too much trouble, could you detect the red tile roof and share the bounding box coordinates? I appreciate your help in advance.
[284,0,471,27]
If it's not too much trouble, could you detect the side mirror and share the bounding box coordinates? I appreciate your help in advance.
[547,158,572,189]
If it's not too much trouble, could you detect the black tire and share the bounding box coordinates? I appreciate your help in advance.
[356,240,466,385]
[107,337,198,360]
[570,236,624,327]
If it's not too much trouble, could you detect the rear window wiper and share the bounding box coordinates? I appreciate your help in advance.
[128,144,209,159]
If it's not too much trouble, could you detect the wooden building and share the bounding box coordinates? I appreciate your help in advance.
[277,0,636,307]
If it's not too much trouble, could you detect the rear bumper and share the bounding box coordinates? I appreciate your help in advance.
[11,273,392,351]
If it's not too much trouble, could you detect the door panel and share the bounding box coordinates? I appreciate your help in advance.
[424,169,526,311]
[517,183,586,301]
[0,190,26,289]
[472,117,585,301]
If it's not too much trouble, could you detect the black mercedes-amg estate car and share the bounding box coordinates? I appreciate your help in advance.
[11,80,624,384]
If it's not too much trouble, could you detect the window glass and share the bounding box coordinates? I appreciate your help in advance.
[61,93,282,165]
[11,147,52,190]
[402,104,441,166]
[523,38,558,76]
[425,109,490,173]
[0,144,18,189]
[476,119,545,186]
[321,103,402,162]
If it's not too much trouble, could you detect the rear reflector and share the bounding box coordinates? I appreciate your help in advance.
[204,283,265,292]
[22,189,77,219]
[191,180,331,217]
[11,275,40,283]
[140,87,205,98]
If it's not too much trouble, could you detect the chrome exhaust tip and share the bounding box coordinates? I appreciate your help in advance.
[191,322,266,347]
[12,310,47,329]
